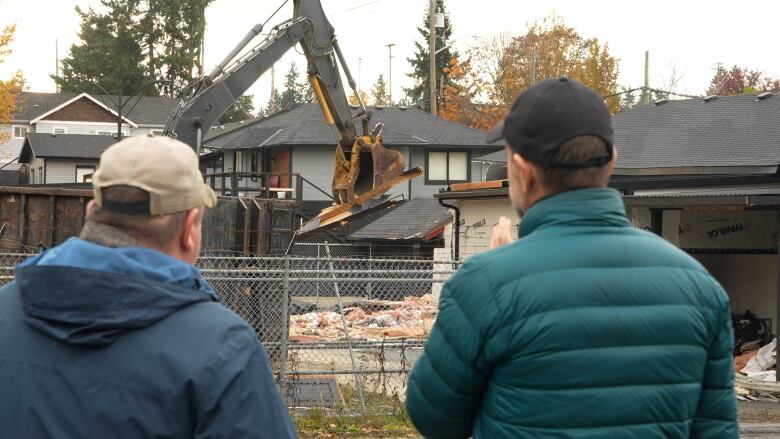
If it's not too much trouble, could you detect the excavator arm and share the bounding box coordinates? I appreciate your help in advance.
[164,0,418,216]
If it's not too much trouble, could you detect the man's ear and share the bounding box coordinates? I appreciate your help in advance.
[179,208,200,254]
[86,200,97,216]
[607,146,618,174]
[512,152,537,194]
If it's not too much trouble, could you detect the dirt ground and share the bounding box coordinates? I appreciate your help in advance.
[740,401,780,423]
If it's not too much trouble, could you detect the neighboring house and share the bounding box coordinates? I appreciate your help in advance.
[439,93,780,333]
[201,103,500,201]
[0,91,179,182]
[19,134,117,184]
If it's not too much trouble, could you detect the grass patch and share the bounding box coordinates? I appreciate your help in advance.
[292,385,417,438]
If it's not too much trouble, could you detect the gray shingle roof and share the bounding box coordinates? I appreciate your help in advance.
[348,198,452,242]
[19,133,117,162]
[613,94,780,171]
[204,103,492,149]
[13,92,179,126]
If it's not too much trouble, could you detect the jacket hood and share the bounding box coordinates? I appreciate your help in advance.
[519,188,631,238]
[15,238,217,347]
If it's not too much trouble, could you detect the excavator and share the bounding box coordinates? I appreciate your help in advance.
[164,0,422,234]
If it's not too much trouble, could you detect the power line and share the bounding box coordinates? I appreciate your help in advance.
[329,0,384,17]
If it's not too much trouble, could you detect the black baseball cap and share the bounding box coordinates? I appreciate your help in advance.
[486,76,614,169]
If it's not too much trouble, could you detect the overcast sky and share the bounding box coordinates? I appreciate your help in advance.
[1,0,780,112]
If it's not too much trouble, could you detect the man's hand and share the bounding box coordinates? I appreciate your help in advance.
[490,216,515,249]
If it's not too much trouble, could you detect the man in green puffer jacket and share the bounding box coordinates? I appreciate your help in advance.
[406,77,738,438]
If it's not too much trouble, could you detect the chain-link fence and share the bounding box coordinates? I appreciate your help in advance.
[0,250,462,415]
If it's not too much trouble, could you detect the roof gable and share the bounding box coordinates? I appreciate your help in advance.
[12,92,180,126]
[31,93,137,127]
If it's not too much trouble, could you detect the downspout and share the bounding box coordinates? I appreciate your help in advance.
[438,197,460,261]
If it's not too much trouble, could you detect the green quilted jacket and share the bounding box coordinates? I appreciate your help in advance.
[407,188,737,438]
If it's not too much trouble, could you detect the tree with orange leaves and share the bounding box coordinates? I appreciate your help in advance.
[0,24,24,143]
[439,57,506,131]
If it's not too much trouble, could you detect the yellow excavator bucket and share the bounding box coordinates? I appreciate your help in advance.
[332,135,406,204]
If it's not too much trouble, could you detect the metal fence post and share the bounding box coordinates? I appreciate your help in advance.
[278,255,290,387]
[325,244,366,413]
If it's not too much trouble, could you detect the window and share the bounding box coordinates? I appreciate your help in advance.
[76,166,95,183]
[96,130,113,136]
[38,167,43,184]
[30,168,35,184]
[13,126,28,139]
[425,150,470,184]
[151,130,163,135]
[52,127,67,135]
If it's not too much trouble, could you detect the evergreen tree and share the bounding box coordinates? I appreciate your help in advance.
[266,88,282,115]
[219,95,255,123]
[55,5,153,96]
[404,0,456,112]
[371,74,390,106]
[276,62,309,112]
[54,0,212,97]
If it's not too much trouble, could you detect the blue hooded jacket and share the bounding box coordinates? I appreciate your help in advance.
[0,237,296,438]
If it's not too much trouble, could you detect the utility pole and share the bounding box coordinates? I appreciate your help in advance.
[386,43,395,104]
[429,0,436,115]
[270,64,276,113]
[531,47,537,85]
[55,39,59,92]
[643,50,650,105]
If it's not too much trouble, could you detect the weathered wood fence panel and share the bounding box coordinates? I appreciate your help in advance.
[0,186,296,254]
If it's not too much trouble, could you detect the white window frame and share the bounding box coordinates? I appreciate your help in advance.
[96,130,113,136]
[30,168,35,184]
[12,125,28,139]
[76,166,95,183]
[151,130,163,135]
[52,127,67,135]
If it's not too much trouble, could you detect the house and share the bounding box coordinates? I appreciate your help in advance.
[438,93,780,339]
[201,103,501,202]
[19,134,117,184]
[0,91,179,183]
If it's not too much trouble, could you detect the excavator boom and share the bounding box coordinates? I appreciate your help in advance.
[164,0,420,233]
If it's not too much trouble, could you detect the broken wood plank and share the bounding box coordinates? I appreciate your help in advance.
[449,179,507,192]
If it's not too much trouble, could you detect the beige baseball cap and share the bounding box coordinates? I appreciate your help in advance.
[92,134,217,215]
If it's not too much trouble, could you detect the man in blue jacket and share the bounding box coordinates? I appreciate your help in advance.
[0,135,296,438]
[406,78,738,438]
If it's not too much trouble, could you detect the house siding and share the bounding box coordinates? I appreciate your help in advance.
[35,121,132,137]
[28,157,45,184]
[0,124,24,170]
[41,96,117,123]
[44,159,98,184]
[292,146,334,201]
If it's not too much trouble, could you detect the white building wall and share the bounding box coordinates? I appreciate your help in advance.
[44,159,99,184]
[28,157,44,184]
[450,197,519,260]
[36,121,132,136]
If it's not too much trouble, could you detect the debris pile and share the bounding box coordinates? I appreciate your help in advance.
[289,294,437,342]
